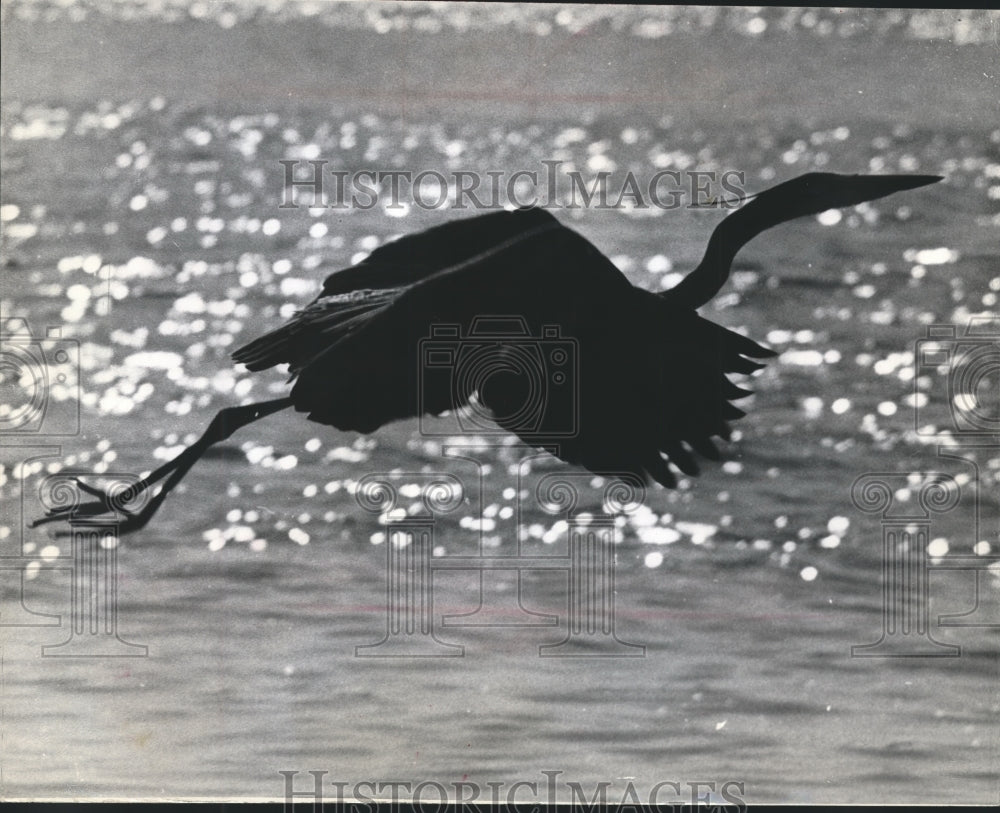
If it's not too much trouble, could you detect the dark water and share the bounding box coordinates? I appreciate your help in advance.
[1,3,998,804]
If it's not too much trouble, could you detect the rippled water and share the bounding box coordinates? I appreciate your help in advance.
[2,2,999,804]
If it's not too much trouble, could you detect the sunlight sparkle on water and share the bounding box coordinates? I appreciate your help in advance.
[607,255,634,274]
[905,247,960,265]
[325,447,368,464]
[928,538,949,557]
[644,551,664,568]
[658,272,685,290]
[122,351,184,371]
[637,527,681,545]
[801,397,823,418]
[781,349,825,367]
[280,278,316,297]
[542,521,569,544]
[645,254,673,273]
[675,522,717,545]
[271,455,298,471]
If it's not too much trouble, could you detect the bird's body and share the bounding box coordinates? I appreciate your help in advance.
[33,171,942,532]
[233,205,770,486]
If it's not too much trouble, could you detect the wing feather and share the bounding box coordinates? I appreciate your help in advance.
[318,207,560,297]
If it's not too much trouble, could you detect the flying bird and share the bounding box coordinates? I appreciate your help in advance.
[33,172,941,533]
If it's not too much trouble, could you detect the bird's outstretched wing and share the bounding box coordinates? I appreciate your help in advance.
[317,207,562,297]
[662,172,942,309]
[233,207,774,486]
[232,207,565,375]
[281,218,635,434]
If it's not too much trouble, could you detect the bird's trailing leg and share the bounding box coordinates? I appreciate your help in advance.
[31,397,295,535]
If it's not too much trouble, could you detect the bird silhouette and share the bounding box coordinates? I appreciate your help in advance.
[33,172,941,533]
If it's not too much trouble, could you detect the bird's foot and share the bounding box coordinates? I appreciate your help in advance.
[30,477,149,536]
